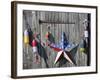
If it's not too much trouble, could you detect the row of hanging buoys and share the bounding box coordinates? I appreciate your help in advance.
[24,28,40,63]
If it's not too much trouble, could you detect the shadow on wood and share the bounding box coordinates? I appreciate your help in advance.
[70,44,79,65]
[28,28,34,47]
[37,42,49,68]
[48,33,55,43]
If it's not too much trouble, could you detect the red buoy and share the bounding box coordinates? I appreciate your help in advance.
[32,39,37,46]
[32,39,38,53]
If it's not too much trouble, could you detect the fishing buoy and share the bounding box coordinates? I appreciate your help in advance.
[84,30,88,45]
[45,32,50,39]
[32,39,38,53]
[24,29,29,44]
[32,39,41,63]
[80,39,86,53]
[24,29,29,56]
[84,30,88,38]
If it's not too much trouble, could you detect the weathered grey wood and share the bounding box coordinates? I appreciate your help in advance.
[23,10,90,69]
[23,11,33,69]
[78,13,88,66]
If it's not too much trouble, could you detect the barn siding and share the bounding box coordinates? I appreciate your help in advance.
[23,10,90,69]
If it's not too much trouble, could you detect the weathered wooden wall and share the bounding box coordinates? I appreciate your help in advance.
[23,10,90,69]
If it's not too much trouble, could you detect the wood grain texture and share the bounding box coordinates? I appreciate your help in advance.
[23,10,90,69]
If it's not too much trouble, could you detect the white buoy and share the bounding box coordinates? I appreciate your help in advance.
[84,30,88,38]
[84,30,88,45]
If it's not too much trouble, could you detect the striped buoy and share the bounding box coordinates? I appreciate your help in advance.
[24,29,29,44]
[32,39,38,53]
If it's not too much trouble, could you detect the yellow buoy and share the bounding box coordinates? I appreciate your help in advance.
[24,29,29,44]
[80,48,85,53]
[80,39,86,53]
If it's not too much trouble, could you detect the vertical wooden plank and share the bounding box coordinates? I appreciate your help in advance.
[45,11,52,68]
[31,11,38,69]
[57,12,63,67]
[36,11,42,68]
[23,11,33,69]
[23,11,27,69]
[50,11,56,68]
[55,12,61,67]
[40,11,49,68]
[68,12,79,67]
[64,12,70,67]
[59,12,70,67]
[31,11,42,68]
[78,13,88,66]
